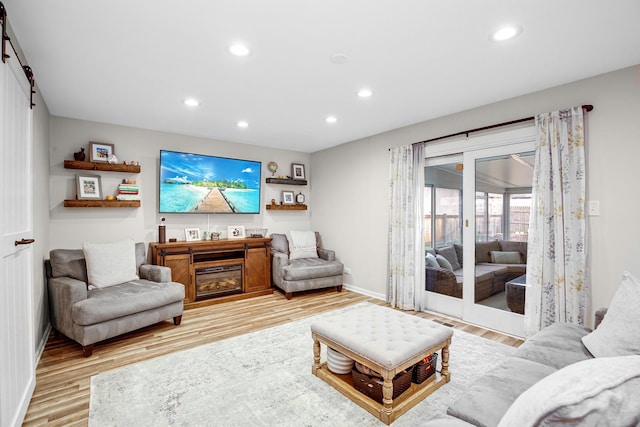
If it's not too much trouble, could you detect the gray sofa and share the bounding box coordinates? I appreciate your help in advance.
[270,232,344,299]
[426,240,527,302]
[424,308,640,426]
[46,242,185,356]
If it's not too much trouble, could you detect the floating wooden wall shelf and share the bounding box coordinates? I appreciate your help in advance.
[266,204,307,211]
[64,200,141,208]
[64,159,141,173]
[265,177,307,186]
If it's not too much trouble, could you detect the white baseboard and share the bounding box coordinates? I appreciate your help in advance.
[343,284,386,301]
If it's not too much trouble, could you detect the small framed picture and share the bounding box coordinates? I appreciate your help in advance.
[76,174,102,200]
[185,228,201,242]
[282,190,295,205]
[89,141,115,163]
[291,163,305,180]
[227,225,246,239]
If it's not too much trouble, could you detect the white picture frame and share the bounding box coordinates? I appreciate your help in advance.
[185,228,201,242]
[282,190,295,205]
[76,174,102,200]
[227,225,246,239]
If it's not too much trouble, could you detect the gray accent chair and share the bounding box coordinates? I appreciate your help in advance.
[270,233,344,299]
[45,242,185,357]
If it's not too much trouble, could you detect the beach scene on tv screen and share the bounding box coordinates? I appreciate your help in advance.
[160,151,261,213]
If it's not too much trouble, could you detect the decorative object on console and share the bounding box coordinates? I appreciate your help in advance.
[76,174,102,200]
[227,225,246,239]
[158,217,166,243]
[282,191,294,205]
[73,147,86,161]
[89,141,115,163]
[185,228,200,242]
[267,161,278,176]
[291,163,305,180]
[116,181,140,201]
[107,154,119,164]
[246,228,268,238]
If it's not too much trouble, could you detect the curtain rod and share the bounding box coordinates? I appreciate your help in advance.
[414,104,593,146]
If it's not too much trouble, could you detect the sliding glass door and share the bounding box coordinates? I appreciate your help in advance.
[423,126,535,337]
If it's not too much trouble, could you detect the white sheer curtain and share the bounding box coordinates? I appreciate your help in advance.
[525,106,589,336]
[388,143,425,310]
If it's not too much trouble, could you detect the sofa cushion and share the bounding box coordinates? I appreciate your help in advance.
[72,280,185,325]
[283,258,343,281]
[447,356,556,427]
[474,264,508,276]
[513,322,593,370]
[425,252,439,268]
[498,355,640,427]
[83,239,140,289]
[270,233,289,255]
[49,249,88,283]
[498,240,528,264]
[437,245,461,270]
[436,254,454,272]
[490,251,522,264]
[287,231,319,260]
[582,270,640,357]
[454,243,464,267]
[475,240,501,264]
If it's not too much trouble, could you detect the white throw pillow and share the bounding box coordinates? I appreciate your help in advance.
[490,250,522,264]
[425,252,439,268]
[581,270,640,357]
[287,231,318,260]
[83,239,139,289]
[498,355,640,427]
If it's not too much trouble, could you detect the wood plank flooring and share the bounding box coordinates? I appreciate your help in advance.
[23,289,522,426]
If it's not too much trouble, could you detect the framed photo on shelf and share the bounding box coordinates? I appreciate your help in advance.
[76,174,102,200]
[89,141,115,163]
[227,225,246,239]
[185,228,201,242]
[282,190,295,205]
[291,163,305,180]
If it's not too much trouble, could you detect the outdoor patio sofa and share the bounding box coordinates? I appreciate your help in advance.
[425,240,527,302]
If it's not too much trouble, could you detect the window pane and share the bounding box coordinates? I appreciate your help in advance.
[509,193,531,241]
[475,192,487,241]
[424,186,433,249]
[488,193,504,240]
[435,188,461,246]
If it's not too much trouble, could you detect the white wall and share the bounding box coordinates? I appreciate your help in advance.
[48,117,312,250]
[311,64,640,314]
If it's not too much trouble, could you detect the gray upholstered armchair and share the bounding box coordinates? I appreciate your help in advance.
[270,232,344,299]
[46,240,184,356]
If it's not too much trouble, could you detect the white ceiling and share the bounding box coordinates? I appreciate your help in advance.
[4,1,640,153]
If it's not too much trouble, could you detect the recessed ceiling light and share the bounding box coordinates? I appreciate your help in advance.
[183,98,200,107]
[357,88,373,98]
[490,25,522,42]
[228,43,251,56]
[330,53,348,64]
[325,115,337,124]
[237,120,249,128]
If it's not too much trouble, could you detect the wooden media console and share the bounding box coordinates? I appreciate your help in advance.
[149,238,272,309]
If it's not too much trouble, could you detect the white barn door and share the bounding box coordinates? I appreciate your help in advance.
[0,48,35,427]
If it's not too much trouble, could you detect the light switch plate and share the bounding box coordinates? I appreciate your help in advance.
[588,200,600,216]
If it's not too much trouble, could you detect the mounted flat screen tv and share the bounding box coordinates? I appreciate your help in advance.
[159,150,261,214]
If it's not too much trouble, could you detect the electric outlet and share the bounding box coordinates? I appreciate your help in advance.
[344,267,352,275]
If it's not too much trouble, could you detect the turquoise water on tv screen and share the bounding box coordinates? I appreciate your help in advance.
[159,184,260,213]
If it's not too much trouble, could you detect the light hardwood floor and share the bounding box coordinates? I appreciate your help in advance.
[23,289,523,426]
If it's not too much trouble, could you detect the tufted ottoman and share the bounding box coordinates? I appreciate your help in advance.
[311,303,453,424]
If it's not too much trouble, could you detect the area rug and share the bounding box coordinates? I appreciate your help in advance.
[89,302,515,426]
